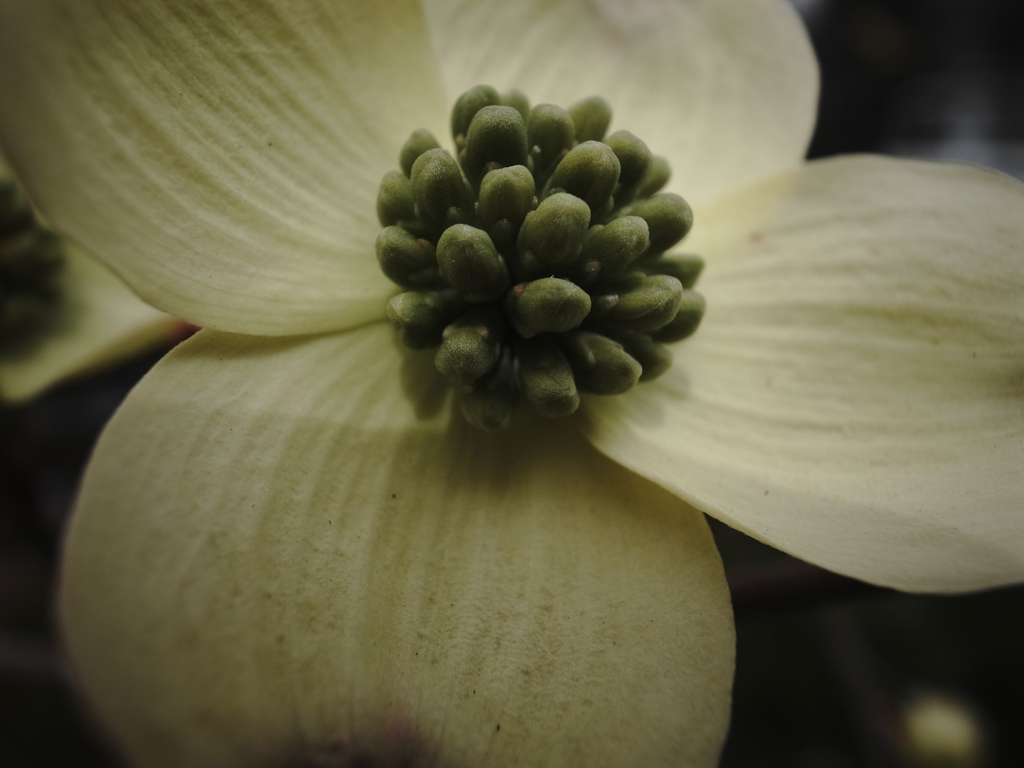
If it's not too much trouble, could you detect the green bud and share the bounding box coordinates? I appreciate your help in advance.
[410,149,471,228]
[516,336,580,417]
[385,288,466,350]
[436,224,510,302]
[451,84,500,149]
[644,254,704,289]
[504,277,591,338]
[399,129,441,178]
[615,193,693,255]
[500,88,530,121]
[516,192,591,274]
[459,351,517,431]
[484,218,517,252]
[652,289,705,342]
[559,331,641,395]
[615,332,672,382]
[526,104,575,182]
[375,227,440,289]
[376,171,417,228]
[605,130,651,204]
[0,184,33,238]
[567,95,612,142]
[475,165,536,231]
[462,105,530,188]
[434,305,506,385]
[600,273,684,333]
[0,223,63,297]
[545,140,620,213]
[576,216,650,281]
[636,155,671,198]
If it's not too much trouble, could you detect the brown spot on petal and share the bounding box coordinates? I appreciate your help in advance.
[281,715,454,768]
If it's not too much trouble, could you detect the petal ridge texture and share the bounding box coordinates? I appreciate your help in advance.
[62,324,735,768]
[0,0,450,335]
[586,156,1024,593]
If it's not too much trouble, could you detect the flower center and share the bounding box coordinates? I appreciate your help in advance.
[376,85,705,430]
[0,181,65,351]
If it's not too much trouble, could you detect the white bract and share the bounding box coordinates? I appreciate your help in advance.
[0,1,1020,766]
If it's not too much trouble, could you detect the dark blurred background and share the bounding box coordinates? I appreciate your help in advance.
[1,0,1022,765]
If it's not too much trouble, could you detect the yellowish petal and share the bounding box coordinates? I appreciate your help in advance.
[424,0,818,205]
[585,156,1024,593]
[0,0,449,335]
[62,325,735,768]
[0,242,176,401]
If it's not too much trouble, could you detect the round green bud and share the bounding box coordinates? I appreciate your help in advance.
[459,352,517,431]
[476,164,536,231]
[516,336,580,417]
[636,155,671,199]
[500,88,530,121]
[399,128,441,178]
[653,289,705,343]
[545,140,621,213]
[375,227,441,289]
[602,273,684,333]
[577,216,650,281]
[567,95,612,142]
[434,305,506,385]
[436,224,510,302]
[559,331,641,395]
[644,254,705,289]
[462,105,530,189]
[616,193,693,255]
[516,192,591,274]
[504,277,591,338]
[375,171,417,228]
[484,217,517,252]
[451,84,500,148]
[605,130,652,204]
[410,149,471,228]
[526,103,575,182]
[615,332,673,382]
[385,289,466,350]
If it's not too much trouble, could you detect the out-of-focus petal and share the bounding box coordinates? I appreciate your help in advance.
[587,155,1024,593]
[62,324,735,768]
[0,0,449,335]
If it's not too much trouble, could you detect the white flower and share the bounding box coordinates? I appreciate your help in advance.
[0,1,1020,766]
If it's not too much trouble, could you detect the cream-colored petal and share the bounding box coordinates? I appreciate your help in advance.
[424,0,818,205]
[62,325,734,768]
[0,242,176,402]
[0,1,449,335]
[586,155,1024,593]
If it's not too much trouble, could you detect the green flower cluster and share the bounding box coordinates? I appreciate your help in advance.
[376,85,705,430]
[0,182,64,349]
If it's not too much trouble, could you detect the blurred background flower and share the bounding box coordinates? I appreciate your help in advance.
[1,159,182,405]
[0,0,1021,765]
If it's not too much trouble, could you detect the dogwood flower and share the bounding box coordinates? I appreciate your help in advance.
[0,1,1021,766]
[0,158,176,401]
